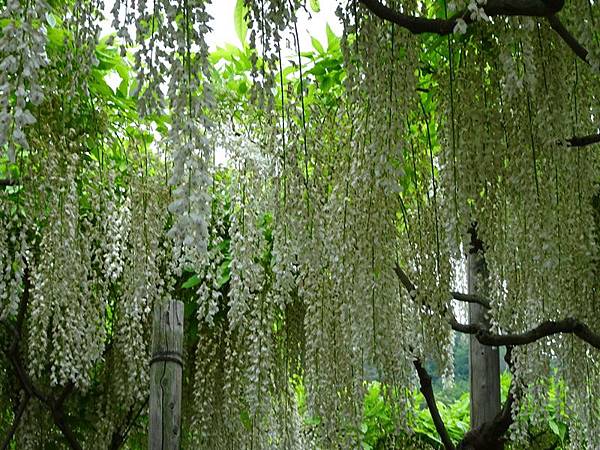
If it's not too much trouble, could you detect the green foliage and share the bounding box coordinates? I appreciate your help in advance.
[234,0,249,47]
[361,382,396,449]
[292,373,571,450]
[209,23,344,111]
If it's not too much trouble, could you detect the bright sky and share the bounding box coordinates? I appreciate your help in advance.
[100,2,342,163]
[101,1,342,52]
[101,1,341,93]
[205,1,342,52]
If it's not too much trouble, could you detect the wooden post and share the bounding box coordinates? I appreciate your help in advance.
[149,300,184,450]
[468,226,501,431]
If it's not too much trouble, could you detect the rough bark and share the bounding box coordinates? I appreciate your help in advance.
[467,226,501,440]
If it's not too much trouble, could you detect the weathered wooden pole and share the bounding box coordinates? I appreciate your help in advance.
[468,226,501,432]
[149,300,184,450]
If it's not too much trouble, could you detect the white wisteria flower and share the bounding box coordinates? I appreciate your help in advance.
[454,18,468,34]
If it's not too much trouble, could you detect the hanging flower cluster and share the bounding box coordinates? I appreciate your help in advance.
[113,165,169,404]
[164,0,214,271]
[1,0,600,448]
[28,153,98,387]
[113,0,215,272]
[435,9,600,446]
[0,0,47,161]
[0,211,28,320]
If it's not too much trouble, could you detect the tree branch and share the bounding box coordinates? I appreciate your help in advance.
[48,397,82,450]
[0,179,16,187]
[547,15,589,64]
[394,264,417,294]
[394,263,600,350]
[0,178,29,188]
[0,268,82,450]
[0,393,30,450]
[414,359,456,450]
[450,291,491,309]
[566,131,600,147]
[359,0,594,65]
[457,386,515,449]
[4,345,46,403]
[358,0,459,34]
[54,383,75,410]
[0,333,82,450]
[108,397,149,450]
[449,315,600,349]
[359,0,565,35]
[395,264,490,309]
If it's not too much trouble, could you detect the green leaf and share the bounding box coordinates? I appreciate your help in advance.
[311,36,324,54]
[308,62,326,76]
[558,421,567,441]
[321,74,334,91]
[326,24,339,51]
[90,76,116,99]
[237,80,248,95]
[96,49,118,71]
[216,258,231,288]
[47,26,67,48]
[182,274,201,289]
[117,77,129,98]
[548,419,560,435]
[304,416,321,427]
[234,0,248,47]
[548,419,567,441]
[240,410,252,430]
[309,0,320,12]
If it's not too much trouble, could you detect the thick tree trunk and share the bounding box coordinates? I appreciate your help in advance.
[467,228,501,443]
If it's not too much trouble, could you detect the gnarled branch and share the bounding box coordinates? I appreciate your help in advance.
[359,0,565,35]
[394,264,600,350]
[457,347,517,449]
[0,268,82,450]
[0,328,82,450]
[567,131,600,147]
[0,179,16,187]
[48,384,81,450]
[449,315,600,349]
[547,14,589,63]
[394,264,417,294]
[395,264,491,309]
[450,291,491,309]
[414,359,456,450]
[0,178,29,188]
[109,397,149,450]
[0,393,30,450]
[359,0,591,64]
[358,0,459,34]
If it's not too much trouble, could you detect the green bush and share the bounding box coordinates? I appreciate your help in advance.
[296,373,570,449]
